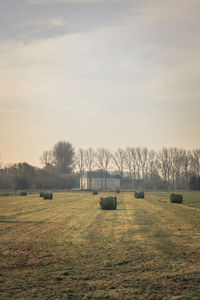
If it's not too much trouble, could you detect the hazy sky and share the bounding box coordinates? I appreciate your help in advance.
[0,0,200,166]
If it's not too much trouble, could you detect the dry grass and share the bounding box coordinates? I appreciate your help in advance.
[0,191,200,299]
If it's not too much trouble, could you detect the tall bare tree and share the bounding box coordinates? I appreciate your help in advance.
[76,148,85,189]
[146,150,158,185]
[96,148,111,172]
[191,149,200,176]
[40,150,54,169]
[124,147,137,181]
[84,148,96,189]
[112,148,125,177]
[96,148,111,188]
[182,150,191,188]
[157,148,171,186]
[85,148,96,172]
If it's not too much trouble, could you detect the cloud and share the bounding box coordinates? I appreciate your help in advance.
[0,0,200,164]
[26,0,128,4]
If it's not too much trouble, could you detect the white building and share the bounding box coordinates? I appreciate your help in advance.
[80,171,120,190]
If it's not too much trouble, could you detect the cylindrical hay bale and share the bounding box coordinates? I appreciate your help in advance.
[93,191,98,195]
[170,193,183,204]
[43,193,53,200]
[20,191,27,196]
[100,196,117,210]
[135,192,144,198]
[40,192,45,197]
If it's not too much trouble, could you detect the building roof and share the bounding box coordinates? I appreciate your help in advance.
[85,170,120,179]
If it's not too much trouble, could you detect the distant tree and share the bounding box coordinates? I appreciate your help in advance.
[146,150,159,187]
[76,148,85,189]
[12,176,30,190]
[52,141,75,174]
[96,148,111,189]
[157,148,170,187]
[112,148,125,177]
[9,162,37,190]
[124,147,137,182]
[84,148,96,190]
[190,149,200,176]
[0,154,2,169]
[96,148,111,173]
[40,150,54,170]
[189,176,197,190]
[85,148,96,172]
[34,169,75,190]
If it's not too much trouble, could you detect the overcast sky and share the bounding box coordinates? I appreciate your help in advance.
[0,0,200,166]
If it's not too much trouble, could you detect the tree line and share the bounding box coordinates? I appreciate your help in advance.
[0,141,200,190]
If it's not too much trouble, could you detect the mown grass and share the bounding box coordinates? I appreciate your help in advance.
[0,191,200,299]
[147,190,200,208]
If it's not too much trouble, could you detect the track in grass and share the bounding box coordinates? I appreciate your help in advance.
[0,191,200,299]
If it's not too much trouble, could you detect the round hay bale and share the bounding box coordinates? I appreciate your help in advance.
[93,191,98,195]
[170,193,183,204]
[100,196,117,210]
[40,192,45,197]
[43,193,53,200]
[19,191,27,196]
[135,192,144,198]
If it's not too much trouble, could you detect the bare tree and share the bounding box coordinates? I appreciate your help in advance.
[135,147,143,179]
[96,148,111,172]
[96,148,111,188]
[146,150,158,185]
[85,148,96,172]
[40,150,54,169]
[124,147,137,180]
[112,148,125,177]
[157,148,171,186]
[181,150,191,188]
[190,149,200,176]
[84,148,96,189]
[76,148,85,189]
[141,147,148,179]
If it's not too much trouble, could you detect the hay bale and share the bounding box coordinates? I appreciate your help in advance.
[135,192,144,198]
[43,193,53,200]
[40,192,45,197]
[19,191,27,196]
[100,196,117,210]
[93,191,98,195]
[170,193,183,204]
[116,189,120,193]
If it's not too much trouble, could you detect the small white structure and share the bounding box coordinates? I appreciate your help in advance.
[80,171,120,190]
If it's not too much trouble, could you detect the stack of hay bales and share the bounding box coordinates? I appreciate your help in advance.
[100,196,117,210]
[116,189,120,194]
[170,193,183,204]
[43,193,53,200]
[135,192,144,198]
[93,191,98,195]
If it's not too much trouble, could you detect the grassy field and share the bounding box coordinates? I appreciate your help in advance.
[0,191,200,299]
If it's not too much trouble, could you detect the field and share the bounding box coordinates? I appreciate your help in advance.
[0,191,200,299]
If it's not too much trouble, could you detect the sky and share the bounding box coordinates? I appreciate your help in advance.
[0,0,200,166]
